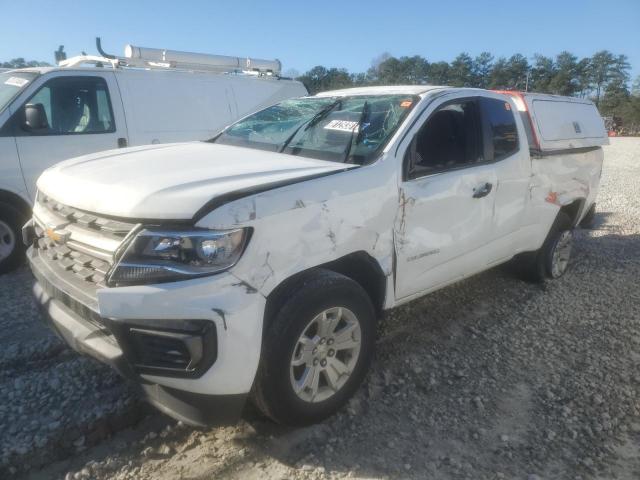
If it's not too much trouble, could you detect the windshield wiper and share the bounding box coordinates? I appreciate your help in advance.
[343,101,370,163]
[278,99,343,153]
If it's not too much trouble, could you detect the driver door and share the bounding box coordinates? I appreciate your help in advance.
[394,96,497,299]
[11,72,128,197]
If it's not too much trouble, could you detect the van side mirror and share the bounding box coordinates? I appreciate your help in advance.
[23,103,49,132]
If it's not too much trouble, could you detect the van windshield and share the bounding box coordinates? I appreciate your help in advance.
[211,95,418,164]
[0,71,38,114]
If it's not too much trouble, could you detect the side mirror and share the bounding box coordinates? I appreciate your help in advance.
[23,103,49,132]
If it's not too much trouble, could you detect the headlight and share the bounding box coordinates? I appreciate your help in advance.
[108,228,249,286]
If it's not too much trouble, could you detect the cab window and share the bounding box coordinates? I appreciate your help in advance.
[480,97,519,161]
[406,99,483,180]
[18,76,115,135]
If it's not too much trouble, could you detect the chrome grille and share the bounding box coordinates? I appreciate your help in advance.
[31,257,108,330]
[35,236,111,285]
[38,193,134,240]
[32,194,137,289]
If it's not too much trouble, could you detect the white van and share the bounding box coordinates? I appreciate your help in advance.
[26,86,606,426]
[0,43,307,272]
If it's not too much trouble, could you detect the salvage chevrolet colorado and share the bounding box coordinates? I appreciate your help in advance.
[24,86,607,426]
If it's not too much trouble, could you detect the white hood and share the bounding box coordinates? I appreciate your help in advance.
[37,142,353,219]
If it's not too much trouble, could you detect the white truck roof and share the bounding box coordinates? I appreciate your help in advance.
[315,85,445,97]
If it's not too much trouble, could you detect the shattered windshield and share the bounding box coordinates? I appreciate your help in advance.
[0,71,38,114]
[211,94,418,164]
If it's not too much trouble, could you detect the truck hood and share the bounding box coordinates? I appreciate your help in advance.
[37,142,354,220]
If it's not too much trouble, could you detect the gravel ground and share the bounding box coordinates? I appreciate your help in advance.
[0,269,144,476]
[1,137,639,480]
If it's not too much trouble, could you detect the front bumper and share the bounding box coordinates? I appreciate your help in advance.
[27,245,265,426]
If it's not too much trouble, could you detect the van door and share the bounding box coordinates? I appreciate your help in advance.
[0,108,29,202]
[394,96,497,300]
[11,72,127,197]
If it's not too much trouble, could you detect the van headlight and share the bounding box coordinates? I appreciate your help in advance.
[108,228,249,286]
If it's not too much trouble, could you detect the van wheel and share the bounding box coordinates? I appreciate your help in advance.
[517,212,573,283]
[0,202,26,274]
[253,269,375,425]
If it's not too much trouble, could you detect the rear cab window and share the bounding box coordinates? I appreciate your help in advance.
[480,97,519,161]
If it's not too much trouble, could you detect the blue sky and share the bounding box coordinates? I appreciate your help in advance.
[1,0,639,81]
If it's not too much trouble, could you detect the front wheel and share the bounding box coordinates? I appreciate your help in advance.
[253,269,375,425]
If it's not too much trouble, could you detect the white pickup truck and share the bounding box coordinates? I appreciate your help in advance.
[25,86,607,426]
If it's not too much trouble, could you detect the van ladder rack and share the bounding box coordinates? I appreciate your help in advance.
[58,38,282,77]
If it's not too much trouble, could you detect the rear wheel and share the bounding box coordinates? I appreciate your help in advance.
[516,212,573,283]
[547,229,573,278]
[0,202,26,274]
[579,203,596,229]
[253,269,375,425]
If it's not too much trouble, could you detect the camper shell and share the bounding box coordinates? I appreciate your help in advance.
[496,91,608,153]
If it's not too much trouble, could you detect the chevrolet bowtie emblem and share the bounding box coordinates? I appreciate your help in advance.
[45,228,70,244]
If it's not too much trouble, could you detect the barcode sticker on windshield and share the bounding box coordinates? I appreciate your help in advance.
[4,77,29,87]
[324,120,359,132]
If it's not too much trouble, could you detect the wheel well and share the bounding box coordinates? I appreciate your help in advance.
[264,251,387,331]
[0,190,31,219]
[559,199,586,227]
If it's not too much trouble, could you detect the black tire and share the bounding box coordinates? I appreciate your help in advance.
[253,269,376,426]
[515,212,573,283]
[579,203,596,229]
[0,202,27,274]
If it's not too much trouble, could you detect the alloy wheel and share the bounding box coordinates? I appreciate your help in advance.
[289,307,362,403]
[550,230,573,278]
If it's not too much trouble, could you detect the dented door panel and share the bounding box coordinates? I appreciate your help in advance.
[393,165,497,299]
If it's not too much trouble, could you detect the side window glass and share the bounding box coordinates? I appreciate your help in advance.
[95,86,114,131]
[22,77,115,135]
[29,86,52,128]
[481,97,519,161]
[407,99,482,179]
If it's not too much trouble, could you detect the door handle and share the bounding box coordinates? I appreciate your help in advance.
[472,182,493,198]
[117,137,128,148]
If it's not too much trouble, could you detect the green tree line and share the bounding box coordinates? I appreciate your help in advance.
[298,50,640,132]
[1,58,50,69]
